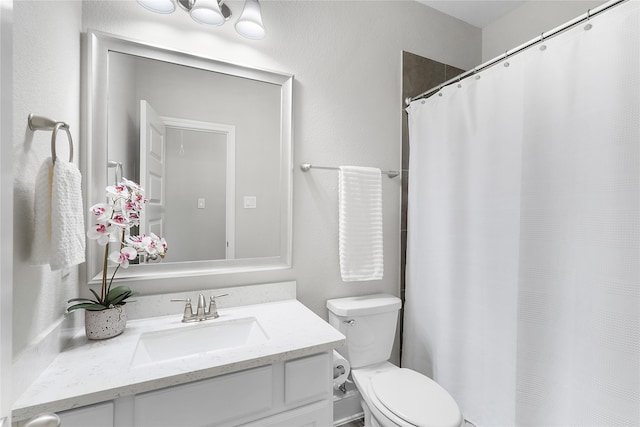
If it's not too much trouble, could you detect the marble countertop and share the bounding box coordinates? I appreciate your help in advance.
[13,299,345,421]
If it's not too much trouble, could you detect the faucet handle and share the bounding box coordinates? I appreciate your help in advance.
[171,297,195,322]
[205,293,228,319]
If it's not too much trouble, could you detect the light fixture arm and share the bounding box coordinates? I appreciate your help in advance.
[177,0,232,20]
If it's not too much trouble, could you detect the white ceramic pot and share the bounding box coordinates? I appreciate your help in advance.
[84,306,127,340]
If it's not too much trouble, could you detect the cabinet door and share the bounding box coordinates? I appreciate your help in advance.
[284,353,331,407]
[134,365,273,427]
[239,400,332,427]
[57,401,115,427]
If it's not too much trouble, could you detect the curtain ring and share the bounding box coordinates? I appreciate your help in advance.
[585,9,593,30]
[51,122,73,164]
[539,32,548,51]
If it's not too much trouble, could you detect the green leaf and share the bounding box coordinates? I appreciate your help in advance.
[109,291,132,306]
[89,288,103,304]
[104,286,137,306]
[67,303,107,312]
[67,297,99,304]
[106,285,132,300]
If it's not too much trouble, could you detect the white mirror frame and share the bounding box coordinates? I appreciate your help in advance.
[83,30,293,285]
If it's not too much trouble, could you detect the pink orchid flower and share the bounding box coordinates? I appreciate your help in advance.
[89,203,113,221]
[87,222,116,246]
[108,246,138,268]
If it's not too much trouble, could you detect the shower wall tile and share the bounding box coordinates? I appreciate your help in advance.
[445,64,465,80]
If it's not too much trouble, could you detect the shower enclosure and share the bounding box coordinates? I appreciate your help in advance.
[403,1,639,425]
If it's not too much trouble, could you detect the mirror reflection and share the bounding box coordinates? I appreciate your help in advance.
[108,51,281,263]
[86,31,293,283]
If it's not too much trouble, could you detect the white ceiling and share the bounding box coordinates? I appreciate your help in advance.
[417,0,526,28]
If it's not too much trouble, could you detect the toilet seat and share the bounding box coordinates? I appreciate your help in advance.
[370,368,462,427]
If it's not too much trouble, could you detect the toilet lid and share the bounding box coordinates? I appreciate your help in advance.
[371,369,462,427]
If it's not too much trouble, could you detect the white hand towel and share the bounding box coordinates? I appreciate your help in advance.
[31,157,86,270]
[50,159,86,270]
[31,157,53,265]
[338,166,383,281]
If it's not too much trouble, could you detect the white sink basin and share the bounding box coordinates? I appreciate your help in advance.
[131,317,269,367]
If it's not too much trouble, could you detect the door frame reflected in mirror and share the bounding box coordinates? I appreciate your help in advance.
[84,30,293,285]
[159,115,236,262]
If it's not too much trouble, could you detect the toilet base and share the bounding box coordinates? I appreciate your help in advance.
[360,398,382,427]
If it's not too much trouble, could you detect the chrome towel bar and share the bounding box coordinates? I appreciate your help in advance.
[300,163,399,178]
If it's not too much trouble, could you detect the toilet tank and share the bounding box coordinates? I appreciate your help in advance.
[327,293,402,368]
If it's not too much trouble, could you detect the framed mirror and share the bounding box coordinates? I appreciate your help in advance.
[84,30,293,284]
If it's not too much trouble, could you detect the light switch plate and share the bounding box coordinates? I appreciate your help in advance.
[244,196,257,209]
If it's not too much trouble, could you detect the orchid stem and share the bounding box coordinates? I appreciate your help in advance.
[101,244,109,302]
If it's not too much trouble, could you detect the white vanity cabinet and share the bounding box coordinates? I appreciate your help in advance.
[54,352,332,427]
[13,298,346,426]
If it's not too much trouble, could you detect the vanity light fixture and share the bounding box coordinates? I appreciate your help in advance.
[188,0,228,26]
[137,0,176,14]
[235,0,265,40]
[136,0,266,39]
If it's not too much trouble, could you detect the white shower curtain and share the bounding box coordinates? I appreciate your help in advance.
[403,2,639,426]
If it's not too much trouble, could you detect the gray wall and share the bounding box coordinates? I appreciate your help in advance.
[108,52,139,183]
[482,0,607,61]
[12,0,83,399]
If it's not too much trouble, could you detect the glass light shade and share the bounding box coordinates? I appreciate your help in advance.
[190,0,225,26]
[137,0,176,14]
[235,0,265,40]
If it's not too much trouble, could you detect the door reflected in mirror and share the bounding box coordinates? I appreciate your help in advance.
[164,125,230,262]
[87,31,293,284]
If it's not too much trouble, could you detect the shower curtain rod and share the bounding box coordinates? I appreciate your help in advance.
[406,0,627,105]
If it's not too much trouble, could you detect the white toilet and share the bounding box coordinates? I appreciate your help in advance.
[327,293,463,427]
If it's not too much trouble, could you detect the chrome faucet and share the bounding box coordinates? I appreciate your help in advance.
[196,294,207,319]
[171,293,229,322]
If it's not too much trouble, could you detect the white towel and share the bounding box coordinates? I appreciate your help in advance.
[338,166,384,281]
[32,157,86,270]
